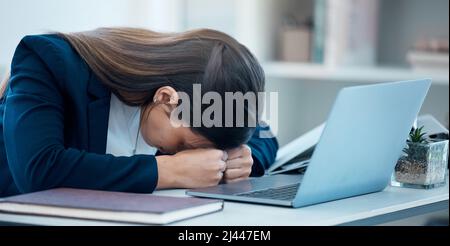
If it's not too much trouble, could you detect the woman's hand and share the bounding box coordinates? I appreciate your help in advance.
[156,149,227,189]
[224,145,253,183]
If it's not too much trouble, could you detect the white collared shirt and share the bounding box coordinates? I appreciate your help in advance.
[105,94,157,157]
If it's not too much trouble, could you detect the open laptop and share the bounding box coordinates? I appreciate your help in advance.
[186,79,432,208]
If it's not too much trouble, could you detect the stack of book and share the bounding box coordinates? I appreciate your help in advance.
[0,188,224,225]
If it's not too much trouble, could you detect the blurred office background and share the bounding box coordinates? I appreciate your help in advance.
[0,0,448,146]
[0,0,448,226]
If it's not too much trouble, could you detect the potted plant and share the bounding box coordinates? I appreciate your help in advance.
[392,126,448,189]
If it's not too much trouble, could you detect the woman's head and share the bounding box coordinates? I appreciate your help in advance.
[59,27,265,153]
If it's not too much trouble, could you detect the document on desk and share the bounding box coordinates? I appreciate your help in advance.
[0,188,223,225]
[267,123,325,175]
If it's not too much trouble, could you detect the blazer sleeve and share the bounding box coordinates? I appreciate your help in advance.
[3,37,158,194]
[247,124,279,176]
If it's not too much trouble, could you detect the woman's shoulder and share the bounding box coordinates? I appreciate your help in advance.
[11,34,90,90]
[21,34,69,49]
[12,34,86,80]
[16,34,78,61]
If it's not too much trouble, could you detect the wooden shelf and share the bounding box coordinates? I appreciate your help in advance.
[263,62,449,86]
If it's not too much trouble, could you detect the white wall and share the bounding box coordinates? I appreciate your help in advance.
[0,0,187,71]
[0,0,132,67]
[185,0,236,36]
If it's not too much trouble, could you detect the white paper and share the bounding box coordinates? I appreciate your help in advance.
[267,123,325,175]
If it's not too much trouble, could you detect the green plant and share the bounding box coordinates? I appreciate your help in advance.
[403,126,429,160]
[408,126,428,143]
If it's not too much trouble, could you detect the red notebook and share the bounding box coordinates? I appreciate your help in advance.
[0,188,223,225]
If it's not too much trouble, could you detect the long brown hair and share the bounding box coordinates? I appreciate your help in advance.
[59,28,264,104]
[8,28,265,149]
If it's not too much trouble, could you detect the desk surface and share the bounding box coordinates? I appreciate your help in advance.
[0,180,448,226]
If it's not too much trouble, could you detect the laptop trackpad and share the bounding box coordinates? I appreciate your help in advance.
[187,174,303,196]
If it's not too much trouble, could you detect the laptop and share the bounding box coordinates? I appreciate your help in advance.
[186,79,432,208]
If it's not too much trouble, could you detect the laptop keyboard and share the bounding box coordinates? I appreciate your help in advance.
[236,183,300,201]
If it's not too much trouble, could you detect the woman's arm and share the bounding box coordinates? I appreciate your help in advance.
[155,149,227,189]
[247,124,279,176]
[4,39,158,194]
[222,125,278,182]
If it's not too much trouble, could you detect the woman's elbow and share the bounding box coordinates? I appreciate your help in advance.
[9,151,62,194]
[15,179,44,194]
[271,137,279,157]
[12,165,51,194]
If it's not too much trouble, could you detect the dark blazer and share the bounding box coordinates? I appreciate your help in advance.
[0,35,278,197]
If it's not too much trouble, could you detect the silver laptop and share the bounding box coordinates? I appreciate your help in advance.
[187,79,432,208]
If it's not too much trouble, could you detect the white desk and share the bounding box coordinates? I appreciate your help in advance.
[0,181,448,226]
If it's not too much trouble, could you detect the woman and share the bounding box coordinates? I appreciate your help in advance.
[0,28,278,197]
